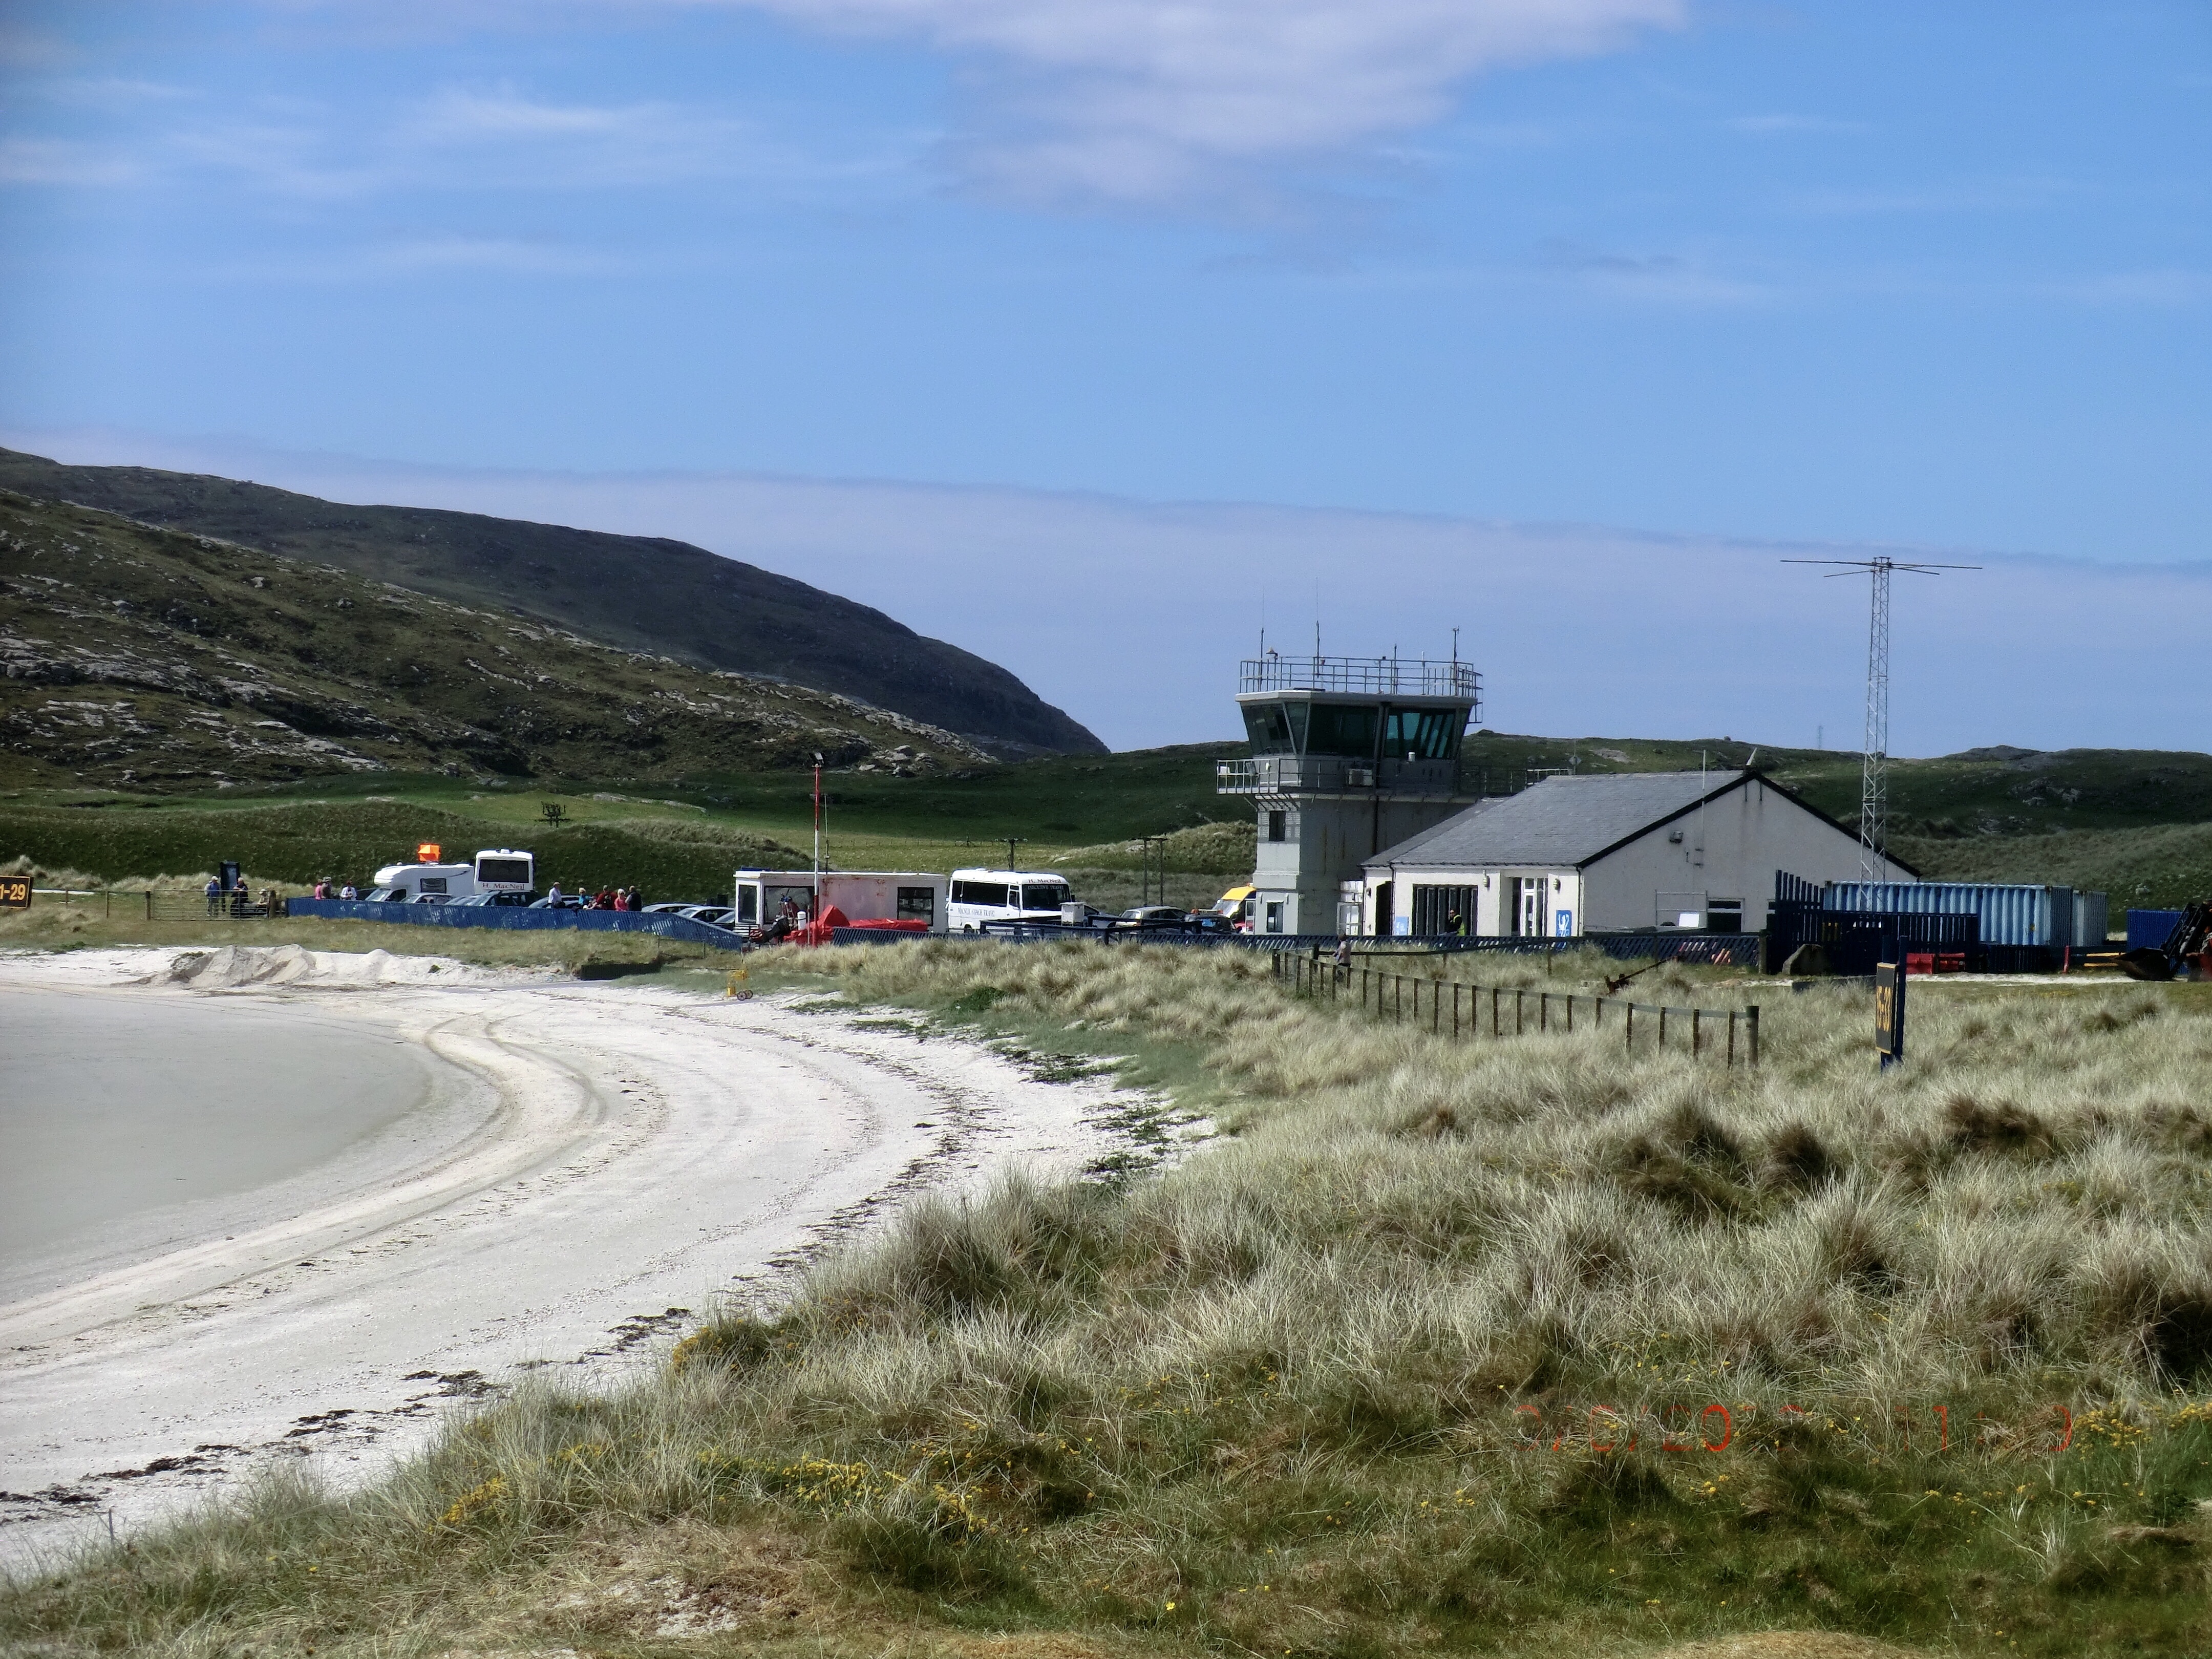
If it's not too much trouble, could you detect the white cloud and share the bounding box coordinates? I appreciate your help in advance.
[0,136,144,187]
[712,0,1687,205]
[0,81,917,202]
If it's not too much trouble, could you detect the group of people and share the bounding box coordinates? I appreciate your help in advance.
[543,883,644,911]
[308,878,359,901]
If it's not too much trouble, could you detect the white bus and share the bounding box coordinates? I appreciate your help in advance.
[368,847,535,903]
[946,868,1073,934]
[733,869,948,935]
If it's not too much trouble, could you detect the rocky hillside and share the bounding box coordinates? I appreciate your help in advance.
[0,490,986,790]
[0,448,1104,758]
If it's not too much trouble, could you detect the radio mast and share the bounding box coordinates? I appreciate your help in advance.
[1784,556,1979,879]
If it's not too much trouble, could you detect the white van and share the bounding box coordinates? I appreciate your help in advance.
[947,868,1073,934]
[368,847,535,904]
[732,869,948,935]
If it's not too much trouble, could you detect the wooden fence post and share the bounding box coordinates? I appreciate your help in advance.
[1728,1010,1737,1067]
[1625,1003,1634,1051]
[1692,1008,1702,1058]
[1748,1005,1760,1067]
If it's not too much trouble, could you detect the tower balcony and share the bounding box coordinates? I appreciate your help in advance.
[1216,754,1471,798]
[1240,655,1481,704]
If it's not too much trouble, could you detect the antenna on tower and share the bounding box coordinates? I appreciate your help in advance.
[1784,555,1980,880]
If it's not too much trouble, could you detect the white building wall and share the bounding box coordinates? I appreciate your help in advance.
[1363,866,1584,937]
[1579,778,1867,932]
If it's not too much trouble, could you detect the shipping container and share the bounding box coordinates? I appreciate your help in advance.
[2128,909,2185,952]
[2074,891,2110,947]
[1824,882,2091,949]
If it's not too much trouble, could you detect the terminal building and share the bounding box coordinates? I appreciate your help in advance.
[1355,769,1881,938]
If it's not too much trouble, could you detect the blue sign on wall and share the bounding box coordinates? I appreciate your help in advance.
[1555,909,1573,938]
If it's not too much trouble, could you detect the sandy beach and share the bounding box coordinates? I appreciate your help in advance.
[0,946,1181,1571]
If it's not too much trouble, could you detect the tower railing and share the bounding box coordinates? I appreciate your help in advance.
[1240,656,1481,705]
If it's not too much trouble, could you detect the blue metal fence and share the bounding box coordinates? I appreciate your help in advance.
[285,897,747,949]
[1765,901,1979,975]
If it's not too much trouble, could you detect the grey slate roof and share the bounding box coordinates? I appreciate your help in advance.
[1370,771,1749,870]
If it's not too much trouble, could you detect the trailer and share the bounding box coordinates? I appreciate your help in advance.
[733,868,948,938]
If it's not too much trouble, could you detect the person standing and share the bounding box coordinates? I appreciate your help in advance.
[204,876,221,915]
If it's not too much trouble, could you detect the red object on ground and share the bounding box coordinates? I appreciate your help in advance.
[786,909,929,947]
[1905,952,1966,976]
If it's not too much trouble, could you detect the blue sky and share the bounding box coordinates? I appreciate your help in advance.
[2,1,2207,750]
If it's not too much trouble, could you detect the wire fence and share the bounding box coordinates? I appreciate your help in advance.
[1273,950,1760,1067]
[19,887,296,921]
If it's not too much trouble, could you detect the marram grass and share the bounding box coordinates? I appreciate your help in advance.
[7,943,2212,1657]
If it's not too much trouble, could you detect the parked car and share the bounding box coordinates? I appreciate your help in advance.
[454,890,538,907]
[529,893,586,910]
[1117,905,1192,927]
[678,906,735,925]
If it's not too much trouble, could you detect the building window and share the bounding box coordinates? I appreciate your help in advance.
[1264,900,1285,934]
[896,886,935,921]
[1707,900,1742,933]
[1411,883,1476,935]
[1266,810,1287,843]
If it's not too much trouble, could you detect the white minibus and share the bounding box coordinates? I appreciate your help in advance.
[946,869,1073,934]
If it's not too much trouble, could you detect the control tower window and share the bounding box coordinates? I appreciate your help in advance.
[1305,703,1380,757]
[1384,708,1460,760]
[1242,703,1295,754]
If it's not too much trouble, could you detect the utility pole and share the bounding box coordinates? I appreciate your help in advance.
[812,752,824,890]
[1784,556,1978,880]
[1003,836,1025,871]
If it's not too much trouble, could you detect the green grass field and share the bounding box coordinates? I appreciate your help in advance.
[8,940,2212,1658]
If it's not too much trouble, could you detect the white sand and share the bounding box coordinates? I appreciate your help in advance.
[0,947,1188,1570]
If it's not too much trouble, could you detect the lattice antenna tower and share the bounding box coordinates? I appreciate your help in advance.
[1783,556,1979,880]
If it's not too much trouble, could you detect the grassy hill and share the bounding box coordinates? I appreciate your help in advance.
[0,489,985,792]
[0,448,1103,758]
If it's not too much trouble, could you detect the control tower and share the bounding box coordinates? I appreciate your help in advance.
[1217,654,1485,934]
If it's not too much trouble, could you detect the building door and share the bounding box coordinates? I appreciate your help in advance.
[1517,877,1546,938]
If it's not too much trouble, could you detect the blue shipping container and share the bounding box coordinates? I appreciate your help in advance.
[1824,882,2080,948]
[2127,909,2185,952]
